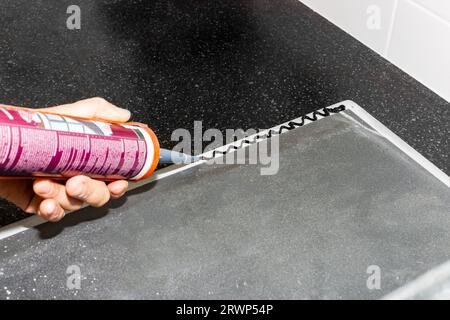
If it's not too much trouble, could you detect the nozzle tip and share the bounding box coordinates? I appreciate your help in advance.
[159,149,199,164]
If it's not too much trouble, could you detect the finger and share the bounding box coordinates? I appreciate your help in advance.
[24,194,43,214]
[38,199,65,222]
[0,180,34,211]
[33,179,83,211]
[108,180,129,199]
[65,176,111,207]
[40,97,131,123]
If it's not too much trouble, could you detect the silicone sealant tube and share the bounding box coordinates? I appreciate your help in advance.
[0,105,160,181]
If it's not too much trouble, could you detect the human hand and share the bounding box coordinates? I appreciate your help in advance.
[0,97,131,222]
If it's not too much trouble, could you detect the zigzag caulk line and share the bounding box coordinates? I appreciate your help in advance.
[200,105,346,161]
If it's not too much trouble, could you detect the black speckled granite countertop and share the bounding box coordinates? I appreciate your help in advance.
[0,0,448,226]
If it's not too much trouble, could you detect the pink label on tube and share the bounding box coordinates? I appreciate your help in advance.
[0,106,155,180]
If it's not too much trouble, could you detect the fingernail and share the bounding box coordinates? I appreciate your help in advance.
[40,201,57,218]
[36,181,51,195]
[110,184,124,195]
[120,108,131,120]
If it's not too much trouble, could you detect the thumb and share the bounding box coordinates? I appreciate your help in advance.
[40,97,131,123]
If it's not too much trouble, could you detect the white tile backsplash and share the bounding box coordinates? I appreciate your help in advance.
[300,0,396,55]
[300,0,450,102]
[413,0,450,22]
[388,0,450,102]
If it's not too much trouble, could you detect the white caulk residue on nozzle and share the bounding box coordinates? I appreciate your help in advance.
[159,148,200,164]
